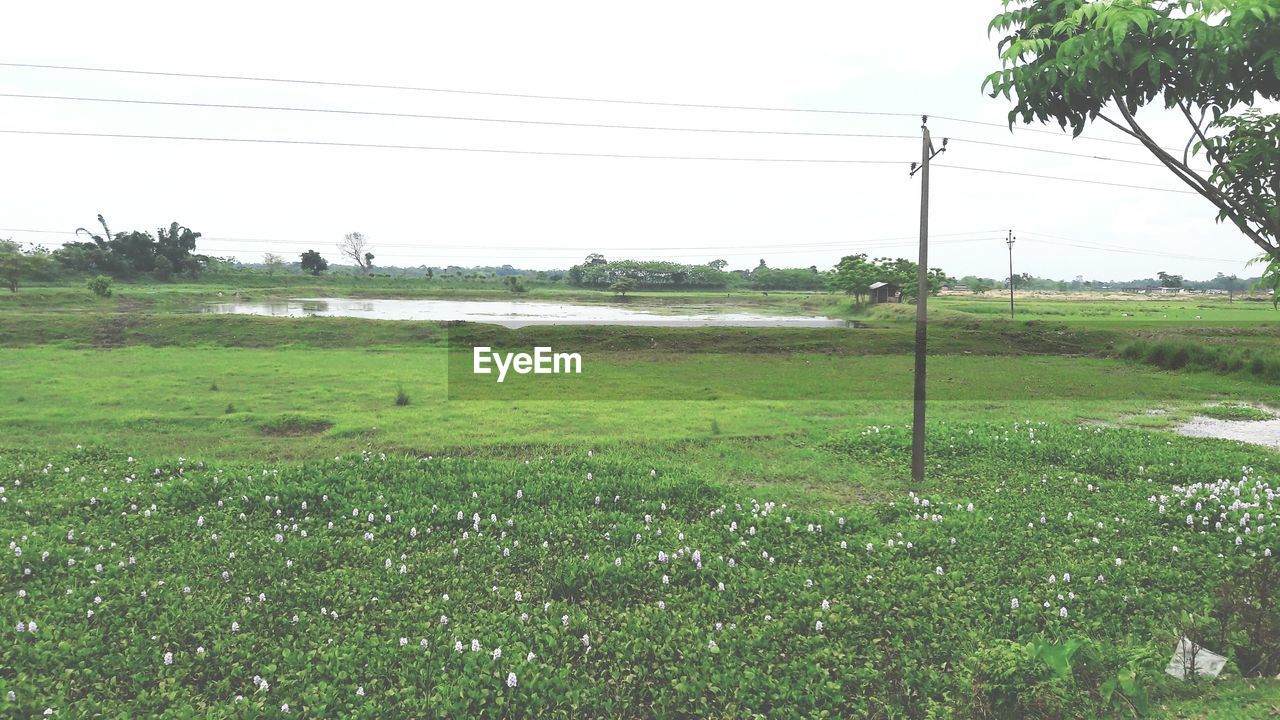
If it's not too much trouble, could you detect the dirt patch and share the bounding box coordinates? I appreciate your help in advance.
[258,415,333,437]
[93,300,148,349]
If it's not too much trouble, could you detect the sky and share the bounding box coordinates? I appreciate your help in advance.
[0,1,1265,280]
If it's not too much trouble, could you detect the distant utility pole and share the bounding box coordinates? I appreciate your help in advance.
[1006,229,1016,319]
[908,117,947,484]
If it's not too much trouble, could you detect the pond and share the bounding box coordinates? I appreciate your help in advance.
[200,297,851,329]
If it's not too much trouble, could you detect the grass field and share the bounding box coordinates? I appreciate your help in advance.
[2,277,1278,717]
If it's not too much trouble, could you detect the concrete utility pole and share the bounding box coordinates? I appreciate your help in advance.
[1006,229,1016,319]
[909,117,946,484]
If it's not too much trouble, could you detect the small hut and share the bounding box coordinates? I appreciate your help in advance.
[869,281,901,304]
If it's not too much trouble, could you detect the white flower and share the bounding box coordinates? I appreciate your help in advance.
[231,621,240,633]
[471,639,481,652]
[1010,598,1020,610]
[1059,607,1068,618]
[815,620,824,632]
[492,647,502,660]
[163,651,173,665]
[581,633,591,648]
[506,672,518,688]
[440,615,449,625]
[356,687,365,697]
[281,704,289,713]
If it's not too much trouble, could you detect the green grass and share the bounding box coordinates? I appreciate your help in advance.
[1197,404,1274,422]
[3,343,1277,461]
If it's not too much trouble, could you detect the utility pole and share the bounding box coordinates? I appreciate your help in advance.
[908,117,946,484]
[1006,229,1016,319]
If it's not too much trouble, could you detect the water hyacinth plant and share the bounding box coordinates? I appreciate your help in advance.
[0,422,1277,716]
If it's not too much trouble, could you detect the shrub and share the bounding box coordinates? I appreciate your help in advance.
[395,386,411,406]
[87,275,113,297]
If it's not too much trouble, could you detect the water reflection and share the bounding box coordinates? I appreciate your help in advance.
[200,297,850,329]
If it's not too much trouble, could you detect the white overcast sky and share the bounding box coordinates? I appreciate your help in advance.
[0,1,1264,280]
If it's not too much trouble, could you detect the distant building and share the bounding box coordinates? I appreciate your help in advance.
[869,281,902,304]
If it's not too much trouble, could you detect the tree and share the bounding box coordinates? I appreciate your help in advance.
[1157,270,1184,288]
[156,222,205,276]
[300,250,328,276]
[1007,272,1034,290]
[610,277,636,296]
[585,253,608,266]
[828,253,879,304]
[0,240,54,292]
[985,1,1280,287]
[152,254,174,281]
[338,232,373,275]
[60,215,204,277]
[263,253,284,276]
[707,259,729,271]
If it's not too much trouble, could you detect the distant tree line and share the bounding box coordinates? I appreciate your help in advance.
[566,256,853,293]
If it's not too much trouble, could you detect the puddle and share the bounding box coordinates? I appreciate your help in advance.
[1176,415,1280,449]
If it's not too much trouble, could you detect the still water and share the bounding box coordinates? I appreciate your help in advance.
[200,297,850,329]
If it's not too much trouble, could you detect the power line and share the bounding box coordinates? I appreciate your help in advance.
[934,164,1194,194]
[0,92,919,141]
[928,114,1183,152]
[0,60,1157,148]
[1017,232,1245,263]
[0,129,910,165]
[0,93,1192,169]
[0,61,919,118]
[186,237,1006,262]
[947,137,1202,169]
[0,129,1198,193]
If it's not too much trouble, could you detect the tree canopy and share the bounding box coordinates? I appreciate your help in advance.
[56,216,206,278]
[985,0,1280,282]
[300,250,329,276]
[829,254,951,303]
